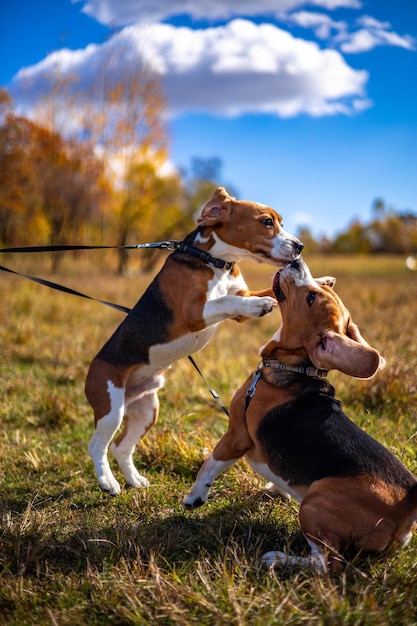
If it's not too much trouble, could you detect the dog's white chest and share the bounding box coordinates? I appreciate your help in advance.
[147,272,239,372]
[148,326,217,369]
[206,269,242,299]
[138,271,248,377]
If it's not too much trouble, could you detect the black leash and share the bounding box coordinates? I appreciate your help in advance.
[0,240,230,416]
[0,240,180,254]
[0,241,235,272]
[0,263,131,314]
[187,355,230,417]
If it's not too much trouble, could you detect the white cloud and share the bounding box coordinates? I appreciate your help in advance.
[74,0,361,27]
[13,20,369,121]
[287,11,347,39]
[340,27,415,53]
[339,14,416,53]
[340,28,380,53]
[376,29,415,51]
[12,1,414,127]
[356,16,391,30]
[285,9,415,54]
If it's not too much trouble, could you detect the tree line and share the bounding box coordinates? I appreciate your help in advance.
[298,198,417,256]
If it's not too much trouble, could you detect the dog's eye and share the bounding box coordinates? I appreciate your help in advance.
[306,291,317,307]
[260,218,274,228]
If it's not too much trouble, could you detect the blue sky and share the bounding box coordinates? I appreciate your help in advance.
[1,0,416,239]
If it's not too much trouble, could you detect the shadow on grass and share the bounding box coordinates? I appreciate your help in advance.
[0,494,304,577]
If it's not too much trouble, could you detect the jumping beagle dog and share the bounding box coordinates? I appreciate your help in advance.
[183,259,417,574]
[85,187,303,496]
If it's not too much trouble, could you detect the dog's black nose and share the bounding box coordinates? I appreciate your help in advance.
[294,241,304,255]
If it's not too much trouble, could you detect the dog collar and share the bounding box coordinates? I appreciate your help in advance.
[175,242,235,272]
[261,358,328,379]
[245,359,328,411]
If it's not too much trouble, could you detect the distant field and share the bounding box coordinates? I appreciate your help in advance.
[0,253,416,625]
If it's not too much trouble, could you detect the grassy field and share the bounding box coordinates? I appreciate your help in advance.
[0,252,417,625]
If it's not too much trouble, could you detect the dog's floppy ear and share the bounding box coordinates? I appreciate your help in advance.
[308,327,385,379]
[197,187,234,227]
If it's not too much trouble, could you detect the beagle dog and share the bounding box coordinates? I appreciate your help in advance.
[183,259,417,574]
[85,187,303,496]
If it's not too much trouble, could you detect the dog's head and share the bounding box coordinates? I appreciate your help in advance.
[262,259,385,379]
[196,187,303,266]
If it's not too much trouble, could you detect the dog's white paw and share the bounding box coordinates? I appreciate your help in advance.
[110,443,150,488]
[261,551,288,568]
[261,550,327,573]
[126,471,150,489]
[98,475,122,496]
[246,296,277,318]
[182,493,206,510]
[264,481,291,500]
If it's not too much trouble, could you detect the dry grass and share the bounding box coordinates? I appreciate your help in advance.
[0,252,417,625]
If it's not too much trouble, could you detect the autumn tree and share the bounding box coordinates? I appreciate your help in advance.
[0,88,13,121]
[32,127,106,268]
[16,55,233,272]
[116,155,191,273]
[332,220,371,254]
[0,92,107,267]
[31,65,79,139]
[0,112,42,243]
[72,45,171,271]
[366,213,415,254]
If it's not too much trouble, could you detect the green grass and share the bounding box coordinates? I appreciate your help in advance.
[1,253,417,625]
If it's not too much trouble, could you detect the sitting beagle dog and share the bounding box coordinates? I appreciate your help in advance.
[183,259,417,574]
[85,187,303,496]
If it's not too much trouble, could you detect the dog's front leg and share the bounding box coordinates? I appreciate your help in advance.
[202,294,277,327]
[244,288,275,299]
[230,288,277,323]
[183,423,252,509]
[182,454,237,509]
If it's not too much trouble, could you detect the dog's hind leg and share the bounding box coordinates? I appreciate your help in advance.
[110,377,163,488]
[298,490,347,574]
[261,538,328,573]
[87,380,126,496]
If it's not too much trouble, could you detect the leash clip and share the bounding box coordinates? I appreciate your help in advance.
[159,240,181,250]
[245,367,262,409]
[136,240,180,251]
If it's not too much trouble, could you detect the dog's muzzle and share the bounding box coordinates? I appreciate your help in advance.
[272,258,304,300]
